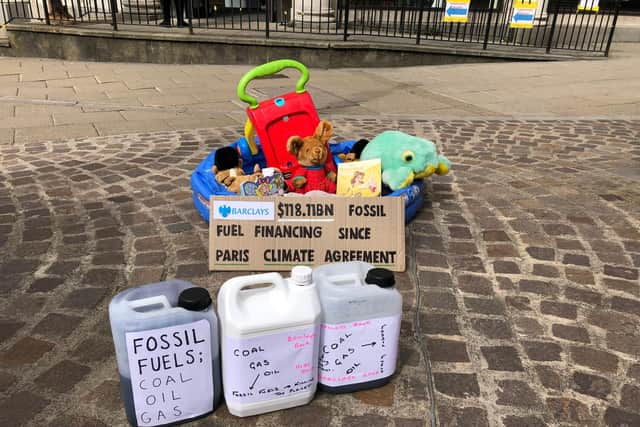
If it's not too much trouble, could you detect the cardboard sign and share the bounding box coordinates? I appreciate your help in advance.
[444,0,470,23]
[223,326,319,404]
[510,1,537,29]
[209,196,405,271]
[578,0,599,12]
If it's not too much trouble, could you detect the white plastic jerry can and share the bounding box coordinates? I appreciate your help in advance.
[217,266,322,417]
[313,262,402,393]
[109,280,222,427]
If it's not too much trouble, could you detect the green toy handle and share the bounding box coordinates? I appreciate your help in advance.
[237,59,310,109]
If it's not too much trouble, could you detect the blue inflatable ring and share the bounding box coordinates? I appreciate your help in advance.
[190,138,425,224]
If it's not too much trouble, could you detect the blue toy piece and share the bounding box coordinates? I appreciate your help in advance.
[191,138,425,224]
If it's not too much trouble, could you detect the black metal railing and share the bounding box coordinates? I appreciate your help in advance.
[0,0,621,55]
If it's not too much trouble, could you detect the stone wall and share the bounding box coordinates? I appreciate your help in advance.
[2,23,533,66]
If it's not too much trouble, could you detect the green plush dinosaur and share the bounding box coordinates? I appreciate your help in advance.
[360,131,451,191]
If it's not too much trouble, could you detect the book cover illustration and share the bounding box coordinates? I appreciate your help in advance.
[240,169,287,196]
[336,159,381,197]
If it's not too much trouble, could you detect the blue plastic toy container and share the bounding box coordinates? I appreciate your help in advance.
[190,137,425,223]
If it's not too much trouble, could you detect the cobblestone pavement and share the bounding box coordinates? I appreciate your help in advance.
[0,117,639,427]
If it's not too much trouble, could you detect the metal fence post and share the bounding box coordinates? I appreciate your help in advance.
[188,0,194,34]
[343,0,350,41]
[482,1,495,50]
[265,0,271,38]
[109,0,118,30]
[42,0,50,25]
[604,0,620,57]
[415,0,425,45]
[546,0,560,53]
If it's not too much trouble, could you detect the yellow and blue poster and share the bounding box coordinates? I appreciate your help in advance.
[578,0,599,12]
[510,0,537,29]
[444,0,470,23]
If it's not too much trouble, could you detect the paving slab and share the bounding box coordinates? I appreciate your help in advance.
[86,97,146,107]
[0,103,14,117]
[0,115,52,129]
[15,81,47,89]
[52,111,125,126]
[0,86,17,97]
[118,110,194,122]
[0,127,13,144]
[104,88,161,99]
[17,86,78,101]
[73,91,112,103]
[46,76,99,89]
[187,101,240,113]
[92,119,174,136]
[0,74,19,85]
[13,123,99,143]
[164,115,240,130]
[13,103,81,117]
[139,94,202,107]
[121,79,160,90]
[20,70,70,82]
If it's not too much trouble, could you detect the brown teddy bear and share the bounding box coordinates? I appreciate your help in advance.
[286,120,337,194]
[212,146,264,194]
[337,138,370,163]
[213,163,263,194]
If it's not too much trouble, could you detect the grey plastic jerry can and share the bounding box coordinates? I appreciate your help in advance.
[109,280,222,426]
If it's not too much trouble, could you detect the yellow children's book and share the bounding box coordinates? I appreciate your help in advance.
[336,159,382,197]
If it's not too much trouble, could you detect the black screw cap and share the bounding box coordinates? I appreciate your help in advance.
[365,268,395,288]
[178,287,212,311]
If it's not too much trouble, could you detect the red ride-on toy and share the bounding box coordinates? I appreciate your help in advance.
[237,59,337,184]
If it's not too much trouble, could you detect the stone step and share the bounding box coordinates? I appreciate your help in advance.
[0,32,9,48]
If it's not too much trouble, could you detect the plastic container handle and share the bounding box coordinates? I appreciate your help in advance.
[237,59,310,109]
[127,295,171,311]
[324,273,362,287]
[224,272,288,315]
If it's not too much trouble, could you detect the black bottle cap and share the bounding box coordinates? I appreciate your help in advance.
[178,287,212,311]
[365,268,395,288]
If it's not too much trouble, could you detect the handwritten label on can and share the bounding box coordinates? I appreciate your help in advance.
[125,320,213,426]
[319,315,401,387]
[223,326,319,404]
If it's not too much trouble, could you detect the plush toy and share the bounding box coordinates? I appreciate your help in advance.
[360,131,450,191]
[338,138,370,162]
[214,163,263,194]
[212,147,263,193]
[287,120,338,194]
[214,146,241,171]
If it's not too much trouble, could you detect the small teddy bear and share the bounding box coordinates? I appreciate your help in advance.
[337,138,370,163]
[212,146,263,193]
[213,163,263,194]
[287,120,337,194]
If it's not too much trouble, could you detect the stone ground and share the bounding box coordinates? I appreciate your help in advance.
[0,45,639,427]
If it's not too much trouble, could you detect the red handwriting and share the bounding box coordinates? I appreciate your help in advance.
[288,333,316,342]
[320,375,357,383]
[352,321,371,327]
[294,340,312,349]
[293,362,313,374]
[321,324,347,330]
